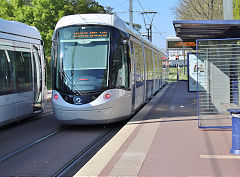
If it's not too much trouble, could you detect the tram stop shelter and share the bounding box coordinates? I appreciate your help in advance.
[173,20,240,128]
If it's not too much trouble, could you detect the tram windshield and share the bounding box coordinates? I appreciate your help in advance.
[56,26,110,93]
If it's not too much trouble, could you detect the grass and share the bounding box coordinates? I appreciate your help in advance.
[168,67,188,82]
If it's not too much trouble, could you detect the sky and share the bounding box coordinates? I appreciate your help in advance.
[96,0,179,51]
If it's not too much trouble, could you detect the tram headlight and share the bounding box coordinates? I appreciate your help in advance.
[103,93,111,100]
[54,94,59,100]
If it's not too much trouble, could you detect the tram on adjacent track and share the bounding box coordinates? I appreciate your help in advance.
[0,19,47,126]
[51,14,168,124]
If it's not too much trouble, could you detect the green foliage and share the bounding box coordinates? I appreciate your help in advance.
[234,0,240,19]
[168,67,188,82]
[125,22,142,32]
[0,0,106,56]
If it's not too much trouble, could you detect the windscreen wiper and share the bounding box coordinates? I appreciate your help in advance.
[57,68,83,95]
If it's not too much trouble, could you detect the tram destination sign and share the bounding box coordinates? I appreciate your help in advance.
[73,30,109,39]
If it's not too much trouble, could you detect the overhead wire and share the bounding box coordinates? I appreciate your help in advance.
[111,0,129,11]
[136,0,165,39]
[104,0,165,40]
[115,11,143,15]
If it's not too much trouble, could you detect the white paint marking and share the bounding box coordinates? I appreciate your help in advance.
[200,155,240,159]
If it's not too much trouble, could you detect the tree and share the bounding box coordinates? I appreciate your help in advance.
[132,23,142,32]
[173,0,223,20]
[125,22,142,32]
[234,0,240,19]
[0,0,106,56]
[174,0,240,20]
[104,6,116,15]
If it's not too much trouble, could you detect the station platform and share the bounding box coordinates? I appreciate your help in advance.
[74,81,240,177]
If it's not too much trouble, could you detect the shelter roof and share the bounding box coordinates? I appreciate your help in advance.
[173,20,240,40]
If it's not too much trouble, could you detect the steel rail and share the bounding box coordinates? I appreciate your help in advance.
[53,127,119,177]
[0,126,68,163]
[38,110,53,117]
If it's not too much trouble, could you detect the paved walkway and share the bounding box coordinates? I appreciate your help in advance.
[74,81,240,177]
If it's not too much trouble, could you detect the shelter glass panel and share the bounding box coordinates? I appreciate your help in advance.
[197,38,240,128]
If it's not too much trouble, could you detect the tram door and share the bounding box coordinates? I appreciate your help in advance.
[130,41,135,113]
[15,41,34,118]
[32,45,43,113]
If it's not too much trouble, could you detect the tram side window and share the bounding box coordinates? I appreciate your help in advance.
[134,43,140,85]
[154,52,158,80]
[15,52,32,91]
[149,49,153,80]
[0,50,9,94]
[158,53,162,79]
[123,41,130,88]
[110,28,130,89]
[145,48,153,80]
[134,42,144,87]
[0,50,15,95]
[144,47,149,80]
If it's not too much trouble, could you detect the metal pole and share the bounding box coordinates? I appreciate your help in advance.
[141,11,157,41]
[150,24,152,42]
[177,57,179,82]
[147,27,150,41]
[184,50,185,74]
[176,54,179,82]
[223,0,233,20]
[129,0,133,27]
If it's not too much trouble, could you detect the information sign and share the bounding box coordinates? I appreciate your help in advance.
[188,53,205,91]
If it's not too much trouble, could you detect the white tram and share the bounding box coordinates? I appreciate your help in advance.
[0,19,47,126]
[51,14,168,124]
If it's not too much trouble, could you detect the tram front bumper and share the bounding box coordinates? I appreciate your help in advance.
[53,106,113,124]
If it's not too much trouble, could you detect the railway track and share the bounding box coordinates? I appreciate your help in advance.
[0,117,124,176]
[0,126,68,163]
[53,127,120,177]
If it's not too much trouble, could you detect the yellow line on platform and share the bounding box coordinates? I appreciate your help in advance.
[200,155,240,159]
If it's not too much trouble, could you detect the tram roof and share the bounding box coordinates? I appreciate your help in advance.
[53,13,167,51]
[55,14,134,34]
[0,18,41,40]
[54,14,158,49]
[173,20,240,40]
